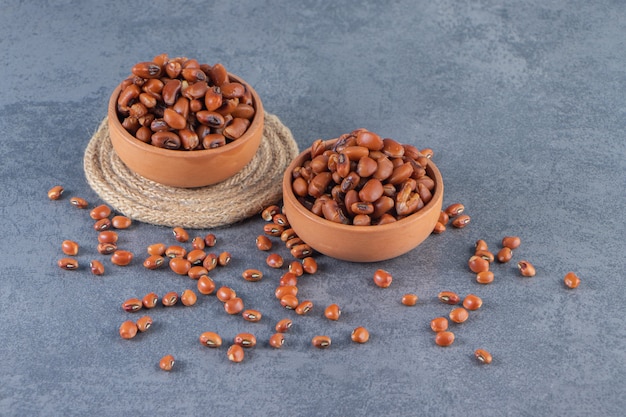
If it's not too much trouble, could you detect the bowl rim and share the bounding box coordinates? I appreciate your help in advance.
[108,72,264,159]
[282,138,444,234]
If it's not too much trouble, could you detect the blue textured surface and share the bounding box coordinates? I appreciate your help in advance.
[1,1,624,416]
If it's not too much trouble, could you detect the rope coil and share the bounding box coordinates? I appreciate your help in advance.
[84,113,299,229]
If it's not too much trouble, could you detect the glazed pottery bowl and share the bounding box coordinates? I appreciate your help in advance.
[108,73,264,188]
[282,140,444,262]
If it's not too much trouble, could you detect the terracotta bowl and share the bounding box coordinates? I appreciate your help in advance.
[282,140,444,262]
[108,74,264,188]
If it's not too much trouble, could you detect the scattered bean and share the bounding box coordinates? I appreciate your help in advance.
[181,289,197,306]
[93,218,111,231]
[430,317,449,332]
[302,257,318,274]
[564,271,581,289]
[142,292,159,309]
[279,294,299,310]
[224,297,244,314]
[269,333,285,348]
[444,203,464,217]
[217,251,231,266]
[119,321,138,339]
[295,300,314,315]
[275,285,298,300]
[474,349,493,364]
[266,253,284,268]
[97,242,117,255]
[58,257,79,270]
[475,239,489,252]
[401,293,419,306]
[351,327,370,344]
[162,291,179,307]
[449,307,469,323]
[234,333,257,348]
[90,204,111,220]
[216,286,236,302]
[437,291,460,305]
[159,354,175,371]
[89,260,104,275]
[197,275,216,295]
[143,254,165,270]
[463,294,483,311]
[136,315,153,332]
[373,269,393,288]
[502,236,521,249]
[256,235,272,251]
[496,247,513,263]
[111,216,132,229]
[324,304,341,320]
[289,261,304,277]
[172,227,189,242]
[435,331,455,347]
[169,257,191,275]
[242,309,262,322]
[451,214,471,228]
[468,256,489,273]
[70,197,88,209]
[517,260,536,277]
[147,243,166,256]
[61,240,79,256]
[242,269,263,282]
[275,318,293,333]
[204,233,217,247]
[312,335,332,349]
[476,271,494,284]
[199,331,222,348]
[227,344,245,362]
[48,185,64,200]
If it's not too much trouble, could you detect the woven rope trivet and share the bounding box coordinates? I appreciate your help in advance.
[83,113,299,229]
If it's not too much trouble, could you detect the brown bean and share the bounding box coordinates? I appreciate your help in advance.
[438,291,460,305]
[291,244,313,259]
[234,332,257,348]
[69,197,88,209]
[180,289,197,306]
[351,327,370,344]
[451,214,471,228]
[302,257,318,274]
[217,251,231,266]
[151,131,181,149]
[324,304,341,321]
[444,203,465,217]
[475,349,493,364]
[256,235,272,251]
[61,240,79,256]
[438,211,449,225]
[263,223,284,237]
[197,275,216,295]
[162,291,179,307]
[373,156,394,181]
[373,269,392,288]
[165,245,187,258]
[401,293,419,306]
[468,255,489,273]
[143,254,165,270]
[475,239,489,252]
[449,307,469,323]
[295,300,314,315]
[159,354,175,371]
[502,236,521,249]
[162,79,181,106]
[111,250,133,266]
[227,344,245,362]
[463,294,483,311]
[275,318,293,333]
[93,218,111,231]
[517,260,536,277]
[202,253,218,271]
[359,178,384,202]
[435,331,455,347]
[142,292,159,309]
[432,222,446,234]
[564,272,581,289]
[98,231,118,244]
[308,172,333,198]
[496,247,513,263]
[216,286,236,302]
[57,257,79,270]
[242,269,263,282]
[430,317,449,332]
[136,316,153,332]
[117,83,141,112]
[266,253,284,268]
[269,333,285,348]
[278,272,298,287]
[224,297,244,315]
[122,298,143,313]
[47,185,64,200]
[242,309,262,322]
[196,110,225,128]
[97,242,117,255]
[356,130,383,150]
[280,294,299,310]
[169,257,191,275]
[186,249,207,265]
[203,233,217,247]
[199,331,222,348]
[312,335,332,349]
[289,261,304,277]
[476,271,494,284]
[119,321,138,339]
[274,285,298,300]
[475,250,495,263]
[89,260,104,275]
[90,204,111,220]
[224,118,250,140]
[131,61,162,78]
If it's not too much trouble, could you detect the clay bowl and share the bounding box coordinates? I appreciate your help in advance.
[108,74,264,188]
[282,140,444,262]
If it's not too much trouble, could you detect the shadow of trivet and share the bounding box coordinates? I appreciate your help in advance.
[83,113,299,229]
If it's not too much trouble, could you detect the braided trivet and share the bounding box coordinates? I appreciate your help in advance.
[83,113,299,229]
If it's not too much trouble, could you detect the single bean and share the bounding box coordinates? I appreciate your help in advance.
[151,131,181,149]
[430,317,449,332]
[496,247,513,263]
[263,223,284,237]
[97,242,117,255]
[475,250,495,263]
[181,289,197,306]
[47,185,64,200]
[191,236,206,250]
[468,256,489,273]
[517,260,536,277]
[199,331,222,348]
[202,253,218,271]
[275,318,293,333]
[216,286,236,302]
[463,294,483,311]
[475,239,489,252]
[227,344,245,363]
[188,265,209,279]
[288,261,304,277]
[142,292,159,309]
[312,335,332,349]
[186,249,207,265]
[224,297,244,315]
[242,309,262,322]
[111,250,133,266]
[58,257,79,270]
[122,298,143,312]
[169,257,191,275]
[261,205,281,222]
[162,79,181,106]
[291,244,313,259]
[563,272,581,289]
[356,130,383,151]
[119,321,138,339]
[131,61,162,78]
[266,253,284,268]
[401,293,419,306]
[475,349,493,364]
[256,235,272,251]
[162,291,179,307]
[223,118,250,140]
[502,236,521,249]
[449,307,469,324]
[295,300,314,315]
[98,231,118,244]
[197,275,216,295]
[147,243,166,256]
[165,245,187,258]
[280,294,299,310]
[274,285,298,300]
[435,331,455,347]
[373,269,392,288]
[90,204,111,220]
[359,178,384,203]
[234,332,257,348]
[61,240,79,256]
[172,227,189,243]
[278,272,298,287]
[432,221,446,234]
[324,304,341,321]
[438,291,460,305]
[476,271,494,285]
[351,327,369,344]
[70,197,88,209]
[89,260,104,275]
[93,218,111,231]
[438,211,449,225]
[136,315,153,332]
[444,203,465,217]
[242,269,263,282]
[269,333,285,348]
[159,354,175,371]
[451,214,471,228]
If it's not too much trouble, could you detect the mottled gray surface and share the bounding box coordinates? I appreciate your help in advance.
[1,1,624,416]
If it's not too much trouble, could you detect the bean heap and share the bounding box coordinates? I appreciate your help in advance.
[116,54,256,150]
[290,129,436,225]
